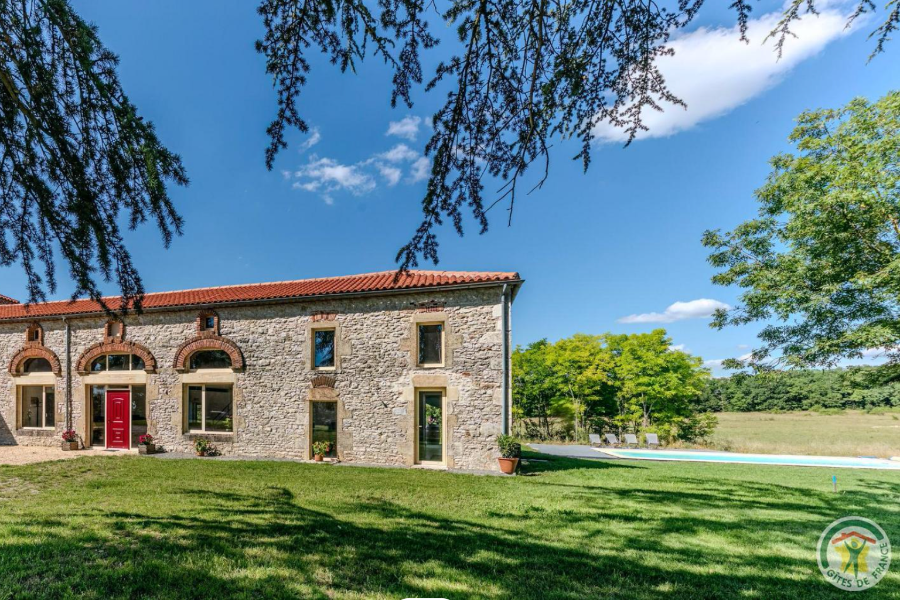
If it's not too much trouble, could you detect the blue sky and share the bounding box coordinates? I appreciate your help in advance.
[1,1,897,372]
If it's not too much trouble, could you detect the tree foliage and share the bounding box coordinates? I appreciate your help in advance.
[0,0,187,307]
[703,92,900,368]
[257,0,899,271]
[512,329,711,441]
[699,365,900,412]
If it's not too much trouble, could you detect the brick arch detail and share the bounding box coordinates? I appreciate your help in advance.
[9,344,61,376]
[173,334,244,372]
[76,341,157,375]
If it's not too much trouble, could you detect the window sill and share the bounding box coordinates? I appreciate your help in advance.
[183,432,234,443]
[17,428,56,437]
[416,363,445,369]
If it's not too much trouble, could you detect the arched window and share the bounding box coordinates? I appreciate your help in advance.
[90,354,146,372]
[23,357,53,373]
[189,350,232,370]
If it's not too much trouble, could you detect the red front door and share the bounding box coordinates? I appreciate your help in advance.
[106,390,130,449]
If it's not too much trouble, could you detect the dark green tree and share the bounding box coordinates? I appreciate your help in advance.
[704,92,900,367]
[0,0,186,307]
[256,0,899,271]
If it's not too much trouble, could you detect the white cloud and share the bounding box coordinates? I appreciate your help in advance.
[618,299,731,324]
[300,127,321,151]
[594,6,856,142]
[386,116,422,141]
[375,163,402,186]
[293,155,375,197]
[670,343,687,352]
[409,156,430,183]
[377,144,420,163]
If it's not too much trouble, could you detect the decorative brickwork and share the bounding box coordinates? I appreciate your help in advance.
[76,340,156,374]
[311,374,336,388]
[416,302,445,312]
[8,344,61,375]
[196,310,220,335]
[312,312,338,322]
[173,334,244,372]
[104,320,125,343]
[25,322,43,344]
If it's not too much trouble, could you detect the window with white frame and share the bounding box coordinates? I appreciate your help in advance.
[186,385,233,433]
[20,385,55,429]
[417,323,444,366]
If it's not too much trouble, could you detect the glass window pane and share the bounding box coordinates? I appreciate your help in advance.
[131,354,145,371]
[204,387,233,432]
[91,356,107,372]
[23,357,52,373]
[418,392,443,462]
[91,386,105,445]
[21,386,42,428]
[418,324,443,365]
[190,350,232,370]
[311,401,337,457]
[314,330,335,368]
[107,354,129,371]
[132,386,147,443]
[187,386,203,431]
[44,388,55,427]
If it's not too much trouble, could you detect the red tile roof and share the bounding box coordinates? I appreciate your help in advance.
[0,294,19,305]
[0,270,520,321]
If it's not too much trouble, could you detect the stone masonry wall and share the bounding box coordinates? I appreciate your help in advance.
[0,286,509,471]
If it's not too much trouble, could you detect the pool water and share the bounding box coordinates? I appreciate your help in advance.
[600,449,900,470]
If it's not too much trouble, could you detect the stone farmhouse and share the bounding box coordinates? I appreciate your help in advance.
[0,270,522,471]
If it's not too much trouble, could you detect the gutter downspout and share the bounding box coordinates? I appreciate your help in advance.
[63,318,72,434]
[501,284,510,435]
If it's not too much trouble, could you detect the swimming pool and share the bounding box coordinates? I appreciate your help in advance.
[599,449,900,470]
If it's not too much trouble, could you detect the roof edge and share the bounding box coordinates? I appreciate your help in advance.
[0,277,523,322]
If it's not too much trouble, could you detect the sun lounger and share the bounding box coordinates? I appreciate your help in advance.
[645,433,660,449]
[605,433,620,447]
[624,433,639,448]
[588,433,602,447]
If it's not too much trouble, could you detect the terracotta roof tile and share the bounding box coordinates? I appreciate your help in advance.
[0,294,19,305]
[0,270,520,321]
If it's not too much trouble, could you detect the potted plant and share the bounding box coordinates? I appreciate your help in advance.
[138,434,156,455]
[61,430,79,451]
[497,434,521,474]
[195,437,211,457]
[312,441,331,462]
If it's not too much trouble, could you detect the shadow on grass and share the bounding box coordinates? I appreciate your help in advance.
[1,455,898,599]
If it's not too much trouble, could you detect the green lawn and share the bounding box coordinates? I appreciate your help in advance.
[708,411,900,457]
[1,453,899,599]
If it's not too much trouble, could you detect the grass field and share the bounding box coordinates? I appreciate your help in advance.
[708,411,900,457]
[1,454,899,599]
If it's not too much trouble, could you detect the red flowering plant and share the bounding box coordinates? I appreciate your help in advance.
[138,434,154,446]
[61,430,78,443]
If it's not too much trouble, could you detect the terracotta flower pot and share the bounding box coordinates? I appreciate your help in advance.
[314,454,324,462]
[62,441,78,451]
[498,457,519,474]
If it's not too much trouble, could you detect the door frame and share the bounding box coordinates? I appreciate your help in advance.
[309,399,338,458]
[105,387,132,449]
[414,388,447,465]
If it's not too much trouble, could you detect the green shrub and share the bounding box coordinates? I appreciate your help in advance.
[497,434,521,459]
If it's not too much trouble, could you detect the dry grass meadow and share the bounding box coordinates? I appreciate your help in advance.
[707,410,900,458]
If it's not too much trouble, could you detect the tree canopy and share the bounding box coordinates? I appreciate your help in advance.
[512,329,712,442]
[703,92,900,368]
[2,1,897,302]
[257,0,899,271]
[0,0,186,307]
